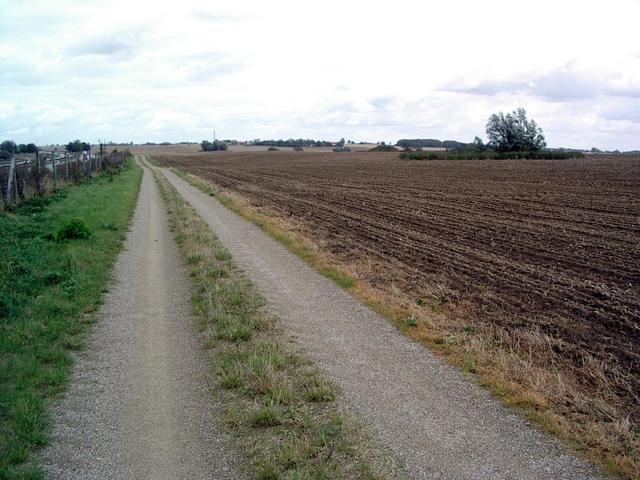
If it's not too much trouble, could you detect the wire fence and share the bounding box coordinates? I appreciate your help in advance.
[0,150,129,211]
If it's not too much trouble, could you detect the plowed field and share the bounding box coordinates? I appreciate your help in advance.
[155,151,640,410]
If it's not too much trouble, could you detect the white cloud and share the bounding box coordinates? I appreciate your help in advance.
[1,0,640,149]
[444,66,640,101]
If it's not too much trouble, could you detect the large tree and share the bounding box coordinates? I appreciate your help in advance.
[66,139,91,152]
[0,140,17,160]
[486,108,546,152]
[17,143,38,154]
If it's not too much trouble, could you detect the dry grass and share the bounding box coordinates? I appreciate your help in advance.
[153,166,400,480]
[173,168,639,480]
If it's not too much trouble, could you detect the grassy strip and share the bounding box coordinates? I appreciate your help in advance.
[153,168,399,480]
[171,168,636,480]
[0,158,142,479]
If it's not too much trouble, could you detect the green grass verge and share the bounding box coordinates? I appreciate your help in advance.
[153,167,399,480]
[0,159,142,479]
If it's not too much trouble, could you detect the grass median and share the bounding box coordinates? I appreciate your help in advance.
[0,158,142,479]
[152,167,399,480]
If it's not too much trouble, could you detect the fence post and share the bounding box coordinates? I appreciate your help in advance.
[35,150,41,195]
[65,152,69,182]
[52,148,57,190]
[7,155,16,206]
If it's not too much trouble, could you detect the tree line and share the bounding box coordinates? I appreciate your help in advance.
[1,141,38,160]
[1,139,94,160]
[251,138,335,148]
[396,139,468,150]
[397,109,547,153]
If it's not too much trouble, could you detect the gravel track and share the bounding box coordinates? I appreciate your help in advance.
[39,163,247,479]
[160,165,606,480]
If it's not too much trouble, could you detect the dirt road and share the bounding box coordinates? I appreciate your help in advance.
[40,164,247,479]
[160,166,605,480]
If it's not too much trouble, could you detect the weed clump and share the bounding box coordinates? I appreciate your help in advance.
[402,313,418,328]
[56,217,92,241]
[251,405,282,427]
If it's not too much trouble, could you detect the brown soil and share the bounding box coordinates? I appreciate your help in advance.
[154,151,640,420]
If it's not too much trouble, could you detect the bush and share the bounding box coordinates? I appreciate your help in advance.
[66,139,91,153]
[267,147,279,151]
[201,140,228,151]
[369,145,399,152]
[292,146,304,152]
[332,146,351,152]
[56,217,92,240]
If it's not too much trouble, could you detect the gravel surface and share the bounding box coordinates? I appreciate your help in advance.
[161,166,607,480]
[39,163,248,479]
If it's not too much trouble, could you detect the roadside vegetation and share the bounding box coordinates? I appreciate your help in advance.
[152,167,398,479]
[0,158,141,479]
[167,163,639,480]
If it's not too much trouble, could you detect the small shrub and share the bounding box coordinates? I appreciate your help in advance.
[267,147,279,151]
[56,217,92,240]
[293,146,304,152]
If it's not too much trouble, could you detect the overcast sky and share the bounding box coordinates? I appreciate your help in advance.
[1,0,640,149]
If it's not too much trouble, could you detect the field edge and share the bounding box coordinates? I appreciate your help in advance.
[168,166,636,480]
